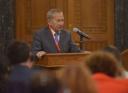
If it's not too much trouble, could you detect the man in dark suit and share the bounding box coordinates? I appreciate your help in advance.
[31,9,81,58]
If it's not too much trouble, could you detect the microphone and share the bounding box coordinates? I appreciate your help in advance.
[73,28,90,39]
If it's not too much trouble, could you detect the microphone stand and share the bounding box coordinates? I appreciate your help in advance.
[79,35,85,51]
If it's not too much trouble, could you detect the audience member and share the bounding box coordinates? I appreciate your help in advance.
[29,71,63,93]
[85,51,128,93]
[57,64,98,93]
[86,51,121,77]
[101,45,128,78]
[102,45,121,61]
[6,41,37,93]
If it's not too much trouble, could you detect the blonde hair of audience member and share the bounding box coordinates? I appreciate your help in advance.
[29,71,63,93]
[57,64,98,93]
[85,51,122,78]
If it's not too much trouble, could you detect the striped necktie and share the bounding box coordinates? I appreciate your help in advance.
[54,32,59,43]
[54,32,60,52]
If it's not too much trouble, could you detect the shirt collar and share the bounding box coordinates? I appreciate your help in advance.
[49,26,56,36]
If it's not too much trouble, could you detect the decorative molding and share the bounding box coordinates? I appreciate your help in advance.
[25,0,32,35]
[73,0,81,28]
[50,0,56,8]
[81,27,106,33]
[73,0,107,33]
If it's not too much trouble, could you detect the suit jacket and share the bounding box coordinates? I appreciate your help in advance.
[31,27,80,54]
[6,65,37,93]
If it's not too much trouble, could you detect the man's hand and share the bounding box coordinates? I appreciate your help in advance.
[82,51,92,54]
[36,51,46,59]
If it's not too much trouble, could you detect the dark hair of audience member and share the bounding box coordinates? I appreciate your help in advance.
[101,45,127,77]
[102,45,121,62]
[85,51,121,77]
[0,55,10,93]
[29,71,63,93]
[7,41,30,65]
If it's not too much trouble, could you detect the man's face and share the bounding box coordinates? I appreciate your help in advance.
[48,12,64,32]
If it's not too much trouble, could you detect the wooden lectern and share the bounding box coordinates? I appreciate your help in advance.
[36,52,90,67]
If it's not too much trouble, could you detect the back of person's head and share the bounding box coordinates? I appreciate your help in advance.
[85,51,121,77]
[57,64,98,93]
[30,71,62,93]
[47,8,62,22]
[7,41,30,65]
[102,45,121,61]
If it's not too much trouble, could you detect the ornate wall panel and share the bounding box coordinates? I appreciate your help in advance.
[16,0,69,44]
[69,0,114,51]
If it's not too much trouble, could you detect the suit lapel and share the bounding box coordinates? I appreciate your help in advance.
[46,28,58,52]
[59,30,65,52]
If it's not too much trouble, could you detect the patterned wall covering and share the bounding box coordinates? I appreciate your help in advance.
[115,0,128,51]
[0,0,15,55]
[123,0,128,50]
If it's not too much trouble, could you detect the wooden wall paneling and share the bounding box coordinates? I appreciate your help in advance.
[55,0,68,28]
[67,0,81,43]
[16,0,114,51]
[67,0,74,29]
[31,0,50,29]
[69,0,114,51]
[106,0,115,44]
[16,0,28,41]
[16,0,35,43]
[49,0,56,8]
[16,0,51,44]
[84,40,108,51]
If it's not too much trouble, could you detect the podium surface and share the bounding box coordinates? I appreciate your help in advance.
[36,52,90,67]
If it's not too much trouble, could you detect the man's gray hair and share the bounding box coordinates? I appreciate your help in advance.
[47,9,62,22]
